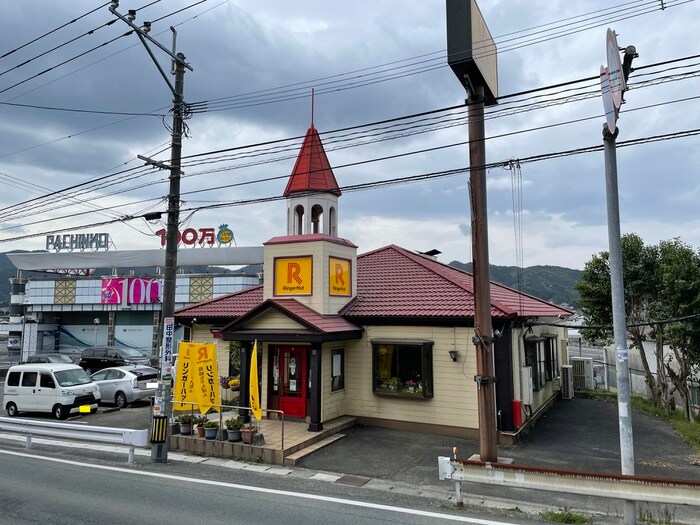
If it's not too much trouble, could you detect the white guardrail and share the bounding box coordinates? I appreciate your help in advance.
[0,417,148,463]
[438,457,700,508]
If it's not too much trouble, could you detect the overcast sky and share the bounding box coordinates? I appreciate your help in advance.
[0,0,698,270]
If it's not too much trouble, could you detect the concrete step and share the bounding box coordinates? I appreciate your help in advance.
[284,434,345,466]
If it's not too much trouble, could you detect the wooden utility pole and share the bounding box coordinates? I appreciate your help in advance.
[468,85,497,462]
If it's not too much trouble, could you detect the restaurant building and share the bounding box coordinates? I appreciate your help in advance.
[176,119,572,440]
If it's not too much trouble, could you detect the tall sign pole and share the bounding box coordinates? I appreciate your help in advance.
[109,1,193,464]
[600,27,637,525]
[446,0,499,462]
[468,84,498,462]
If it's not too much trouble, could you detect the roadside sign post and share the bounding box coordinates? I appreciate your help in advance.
[600,27,637,525]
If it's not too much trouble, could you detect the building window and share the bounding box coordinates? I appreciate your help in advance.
[372,340,433,398]
[524,338,547,391]
[544,335,559,381]
[331,348,344,392]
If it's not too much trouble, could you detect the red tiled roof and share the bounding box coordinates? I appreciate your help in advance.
[283,125,341,197]
[340,245,572,319]
[175,285,263,319]
[175,246,572,322]
[222,298,361,335]
[264,233,356,248]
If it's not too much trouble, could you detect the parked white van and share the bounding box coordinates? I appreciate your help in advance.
[3,363,101,420]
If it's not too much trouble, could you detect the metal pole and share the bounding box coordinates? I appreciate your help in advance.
[151,54,186,464]
[468,84,498,463]
[603,124,636,525]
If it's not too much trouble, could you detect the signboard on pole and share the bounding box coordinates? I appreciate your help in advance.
[606,28,625,109]
[161,316,174,380]
[600,66,618,134]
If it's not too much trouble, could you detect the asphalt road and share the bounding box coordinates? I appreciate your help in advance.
[0,448,537,525]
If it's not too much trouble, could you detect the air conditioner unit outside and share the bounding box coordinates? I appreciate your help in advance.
[520,366,533,406]
[571,357,594,390]
[561,365,574,400]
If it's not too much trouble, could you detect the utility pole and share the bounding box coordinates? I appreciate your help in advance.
[600,28,637,524]
[468,85,498,463]
[109,1,193,464]
[446,0,499,463]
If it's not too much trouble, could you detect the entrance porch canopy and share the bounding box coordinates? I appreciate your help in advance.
[219,298,363,343]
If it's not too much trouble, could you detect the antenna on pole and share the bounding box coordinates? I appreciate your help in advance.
[311,88,315,127]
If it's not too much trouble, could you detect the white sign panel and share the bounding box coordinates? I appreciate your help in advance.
[606,28,625,109]
[161,317,174,380]
[600,66,618,134]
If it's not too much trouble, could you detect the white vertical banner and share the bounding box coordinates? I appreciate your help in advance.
[161,316,174,380]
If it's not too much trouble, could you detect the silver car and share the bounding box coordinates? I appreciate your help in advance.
[90,366,157,408]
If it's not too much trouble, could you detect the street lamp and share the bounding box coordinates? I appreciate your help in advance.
[93,318,100,347]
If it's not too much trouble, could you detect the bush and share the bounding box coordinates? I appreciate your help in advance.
[225,418,243,430]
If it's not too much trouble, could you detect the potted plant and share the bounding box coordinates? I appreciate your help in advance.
[176,414,193,436]
[203,419,220,440]
[240,424,257,444]
[194,415,207,437]
[227,375,240,391]
[225,417,243,442]
[219,375,231,390]
[387,377,402,392]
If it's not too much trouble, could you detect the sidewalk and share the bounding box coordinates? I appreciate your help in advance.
[296,397,699,483]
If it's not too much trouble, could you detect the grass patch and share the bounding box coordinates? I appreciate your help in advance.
[632,396,700,453]
[540,509,591,524]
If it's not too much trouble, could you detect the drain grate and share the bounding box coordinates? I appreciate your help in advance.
[334,474,370,487]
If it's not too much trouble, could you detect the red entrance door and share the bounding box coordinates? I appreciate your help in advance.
[278,347,306,419]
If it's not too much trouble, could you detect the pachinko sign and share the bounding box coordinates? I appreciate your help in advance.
[154,224,235,247]
[101,277,161,305]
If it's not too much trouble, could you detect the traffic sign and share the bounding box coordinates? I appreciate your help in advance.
[600,66,618,133]
[606,28,625,109]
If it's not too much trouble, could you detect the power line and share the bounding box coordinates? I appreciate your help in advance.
[3,63,699,223]
[1,126,698,244]
[0,2,109,60]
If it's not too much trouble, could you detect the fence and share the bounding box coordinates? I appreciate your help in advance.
[438,457,700,507]
[0,416,148,463]
[172,401,286,450]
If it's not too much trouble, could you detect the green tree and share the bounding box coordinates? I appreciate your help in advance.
[576,234,667,407]
[651,239,700,419]
[576,234,700,419]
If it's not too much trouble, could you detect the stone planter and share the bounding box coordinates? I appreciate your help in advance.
[241,427,256,444]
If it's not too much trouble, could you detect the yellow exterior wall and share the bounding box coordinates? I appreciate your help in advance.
[342,325,478,429]
[321,344,347,421]
[245,310,305,330]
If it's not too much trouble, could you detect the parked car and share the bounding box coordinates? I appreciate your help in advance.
[90,366,158,408]
[78,346,150,374]
[136,348,160,368]
[3,363,101,419]
[24,353,78,365]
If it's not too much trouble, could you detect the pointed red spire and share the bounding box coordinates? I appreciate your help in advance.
[283,92,341,197]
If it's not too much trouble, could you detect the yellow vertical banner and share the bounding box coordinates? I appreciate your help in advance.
[173,342,197,411]
[173,341,220,414]
[249,340,262,422]
[195,342,220,414]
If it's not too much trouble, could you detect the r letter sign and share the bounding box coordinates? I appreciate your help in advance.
[274,256,313,296]
[329,257,351,296]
